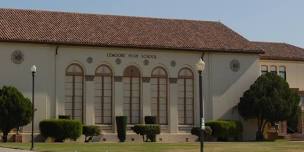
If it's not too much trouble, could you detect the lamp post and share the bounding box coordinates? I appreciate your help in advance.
[30,65,37,151]
[196,58,205,152]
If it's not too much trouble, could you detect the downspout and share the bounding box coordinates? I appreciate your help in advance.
[54,45,59,118]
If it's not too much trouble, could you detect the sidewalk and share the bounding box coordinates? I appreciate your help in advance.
[0,147,33,152]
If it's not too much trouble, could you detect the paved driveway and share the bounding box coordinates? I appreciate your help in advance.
[0,147,32,152]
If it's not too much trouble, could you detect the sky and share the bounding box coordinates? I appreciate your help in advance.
[1,0,303,48]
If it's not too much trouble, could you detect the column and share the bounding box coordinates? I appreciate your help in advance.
[142,77,152,121]
[113,76,124,132]
[169,78,178,133]
[85,75,95,125]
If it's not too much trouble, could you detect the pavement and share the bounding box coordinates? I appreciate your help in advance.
[0,147,33,152]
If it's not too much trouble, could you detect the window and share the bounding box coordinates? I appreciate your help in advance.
[279,66,286,80]
[261,65,268,75]
[95,65,113,125]
[177,68,194,125]
[270,65,277,74]
[123,66,141,124]
[151,67,168,125]
[65,64,84,122]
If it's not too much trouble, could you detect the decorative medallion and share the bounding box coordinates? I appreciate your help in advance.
[170,60,176,67]
[11,50,24,64]
[143,59,149,66]
[85,75,95,81]
[115,58,122,65]
[114,76,123,82]
[230,59,240,72]
[169,78,178,84]
[86,57,93,64]
[142,77,150,83]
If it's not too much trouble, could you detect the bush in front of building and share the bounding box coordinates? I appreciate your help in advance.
[131,124,160,142]
[39,119,82,142]
[238,72,300,141]
[206,120,243,141]
[191,126,212,141]
[0,86,32,142]
[83,125,101,142]
[144,116,157,124]
[116,116,127,142]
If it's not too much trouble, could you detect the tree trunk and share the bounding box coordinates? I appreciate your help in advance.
[2,131,8,142]
[256,130,264,141]
[256,118,265,141]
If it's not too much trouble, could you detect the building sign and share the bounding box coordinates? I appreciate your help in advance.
[107,53,156,59]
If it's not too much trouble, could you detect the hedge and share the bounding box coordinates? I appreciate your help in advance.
[191,126,212,141]
[39,119,82,142]
[131,124,160,142]
[116,116,127,142]
[83,125,101,142]
[206,120,243,141]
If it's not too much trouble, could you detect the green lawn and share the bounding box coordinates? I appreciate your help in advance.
[1,141,304,152]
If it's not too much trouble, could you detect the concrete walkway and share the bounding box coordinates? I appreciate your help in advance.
[0,147,33,152]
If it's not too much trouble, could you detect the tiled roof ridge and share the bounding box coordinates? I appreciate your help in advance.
[0,7,221,24]
[0,8,262,53]
[253,41,304,61]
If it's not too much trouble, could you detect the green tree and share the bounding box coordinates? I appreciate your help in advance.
[238,73,300,141]
[0,86,32,142]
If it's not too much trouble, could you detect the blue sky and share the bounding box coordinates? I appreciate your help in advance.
[1,0,303,47]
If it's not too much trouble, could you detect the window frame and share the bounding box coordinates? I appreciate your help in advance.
[151,67,168,125]
[94,64,113,125]
[65,63,85,123]
[123,65,142,124]
[177,67,195,125]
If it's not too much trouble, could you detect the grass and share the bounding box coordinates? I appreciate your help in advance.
[1,141,304,152]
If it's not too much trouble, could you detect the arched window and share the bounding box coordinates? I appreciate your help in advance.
[261,65,268,75]
[177,68,194,125]
[151,67,168,125]
[123,66,141,124]
[279,66,286,80]
[270,65,277,74]
[95,65,113,125]
[65,64,84,122]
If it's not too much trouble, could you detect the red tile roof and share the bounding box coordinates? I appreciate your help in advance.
[0,8,262,54]
[253,41,304,61]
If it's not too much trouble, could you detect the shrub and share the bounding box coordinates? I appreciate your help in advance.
[0,86,32,142]
[131,124,160,142]
[58,115,71,120]
[39,119,82,142]
[206,120,243,141]
[116,116,127,142]
[191,126,212,141]
[131,124,146,141]
[83,125,101,142]
[145,116,157,124]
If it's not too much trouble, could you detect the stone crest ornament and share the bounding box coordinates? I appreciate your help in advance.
[230,59,240,72]
[86,57,93,64]
[11,50,24,64]
[170,60,176,67]
[115,58,122,65]
[143,59,149,66]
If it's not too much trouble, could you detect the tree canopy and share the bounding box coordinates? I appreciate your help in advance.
[238,73,300,140]
[0,86,32,142]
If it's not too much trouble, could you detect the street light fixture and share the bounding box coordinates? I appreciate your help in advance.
[30,65,37,151]
[196,58,205,152]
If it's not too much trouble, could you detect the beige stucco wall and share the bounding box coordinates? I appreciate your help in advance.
[260,59,304,91]
[0,42,260,140]
[0,43,56,132]
[206,53,260,140]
